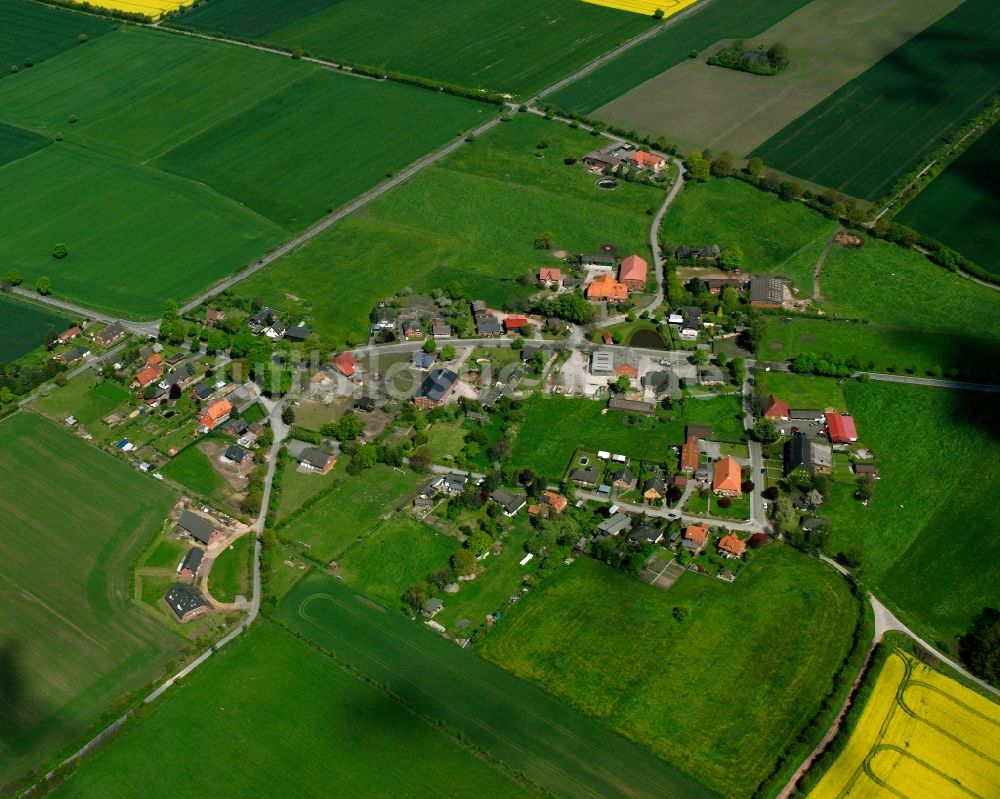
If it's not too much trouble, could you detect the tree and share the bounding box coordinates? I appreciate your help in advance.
[767,42,790,69]
[467,530,493,558]
[440,345,456,361]
[653,8,664,18]
[162,299,179,323]
[745,157,763,177]
[52,243,68,259]
[422,338,436,354]
[856,476,875,501]
[281,405,295,425]
[451,547,477,576]
[730,355,746,385]
[742,313,766,353]
[336,413,364,441]
[409,445,432,473]
[402,582,429,612]
[718,244,744,271]
[353,443,378,469]
[773,495,796,535]
[691,348,708,366]
[685,154,710,182]
[35,276,52,295]
[614,375,631,393]
[958,608,1000,685]
[534,231,555,250]
[169,382,181,401]
[710,152,734,177]
[754,417,779,444]
[804,488,824,506]
[779,180,803,200]
[4,268,22,286]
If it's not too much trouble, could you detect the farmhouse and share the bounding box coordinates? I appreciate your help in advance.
[164,583,210,623]
[299,446,336,474]
[423,597,444,618]
[680,434,700,472]
[614,363,638,380]
[582,149,622,172]
[712,456,742,497]
[586,273,629,302]
[643,369,681,401]
[198,398,232,430]
[717,533,746,559]
[618,254,648,291]
[627,150,666,172]
[177,547,204,579]
[56,325,81,344]
[490,488,527,517]
[414,368,458,409]
[683,523,709,554]
[284,323,313,343]
[432,320,452,338]
[598,511,632,536]
[94,321,126,347]
[333,352,357,378]
[476,314,503,337]
[177,510,220,546]
[538,267,562,287]
[58,346,90,365]
[826,413,858,443]
[224,444,253,467]
[699,367,727,386]
[399,317,422,340]
[764,395,790,420]
[749,276,786,308]
[784,432,832,476]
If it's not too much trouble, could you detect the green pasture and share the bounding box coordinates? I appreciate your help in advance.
[0,120,48,167]
[160,442,227,501]
[755,371,847,410]
[660,177,836,291]
[277,571,719,799]
[0,0,113,76]
[208,534,253,603]
[273,457,339,523]
[175,0,651,97]
[896,122,1000,276]
[0,412,179,785]
[480,548,858,798]
[0,293,72,363]
[824,381,1000,648]
[52,623,534,799]
[32,373,131,429]
[754,0,1000,199]
[140,536,188,571]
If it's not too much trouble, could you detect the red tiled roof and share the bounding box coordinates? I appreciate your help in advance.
[60,326,81,339]
[504,315,529,332]
[713,456,742,493]
[541,490,567,513]
[200,399,232,427]
[586,273,629,302]
[539,268,561,282]
[718,533,746,557]
[618,254,648,285]
[685,523,709,545]
[825,413,858,443]
[333,352,357,377]
[764,394,790,419]
[629,151,664,168]
[135,365,161,388]
[680,434,699,471]
[614,363,638,379]
[146,353,163,367]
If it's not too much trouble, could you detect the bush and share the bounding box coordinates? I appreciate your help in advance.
[717,496,733,508]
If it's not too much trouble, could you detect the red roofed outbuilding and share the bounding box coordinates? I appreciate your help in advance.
[618,254,648,291]
[764,394,790,420]
[825,413,858,443]
[504,315,529,333]
[333,352,357,378]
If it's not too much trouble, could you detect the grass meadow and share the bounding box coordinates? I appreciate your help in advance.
[159,441,228,502]
[826,381,1000,648]
[31,373,131,430]
[660,177,836,291]
[175,0,652,97]
[52,622,535,799]
[240,115,662,343]
[0,294,73,363]
[896,122,1000,276]
[754,0,1000,200]
[0,120,48,167]
[479,547,858,798]
[207,534,253,603]
[0,413,180,785]
[278,571,718,799]
[0,0,113,76]
[755,371,847,410]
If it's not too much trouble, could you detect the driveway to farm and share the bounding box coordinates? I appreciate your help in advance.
[576,489,763,534]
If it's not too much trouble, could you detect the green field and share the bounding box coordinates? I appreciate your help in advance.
[509,394,745,480]
[159,442,227,501]
[337,516,457,609]
[0,293,73,363]
[277,570,719,799]
[273,456,340,522]
[0,120,48,166]
[481,547,857,797]
[754,0,1000,200]
[550,0,813,114]
[52,622,534,799]
[32,372,131,428]
[756,371,847,410]
[0,0,113,76]
[278,462,423,562]
[660,177,837,291]
[207,534,252,603]
[896,122,1000,275]
[0,26,485,316]
[0,412,180,785]
[824,381,1000,648]
[174,0,652,97]
[240,115,663,343]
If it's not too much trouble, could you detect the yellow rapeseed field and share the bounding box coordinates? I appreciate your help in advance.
[808,650,1000,799]
[580,0,702,19]
[71,0,193,20]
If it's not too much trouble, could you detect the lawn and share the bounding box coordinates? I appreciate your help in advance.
[660,177,837,291]
[754,0,1000,200]
[684,489,752,521]
[174,0,653,97]
[276,570,718,799]
[593,0,960,156]
[509,394,745,479]
[0,293,73,363]
[277,462,423,562]
[273,457,340,523]
[52,623,535,799]
[0,0,114,77]
[896,122,1000,276]
[140,536,188,571]
[755,371,847,410]
[159,441,227,501]
[337,517,458,609]
[824,381,1000,649]
[424,422,466,463]
[550,0,813,113]
[480,547,859,798]
[239,115,663,343]
[0,412,181,785]
[208,534,253,603]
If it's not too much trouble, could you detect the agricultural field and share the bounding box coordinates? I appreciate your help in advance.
[594,0,961,155]
[480,546,859,798]
[824,381,1000,646]
[0,0,113,75]
[754,0,1000,200]
[660,177,836,291]
[807,649,1000,799]
[549,0,813,113]
[896,122,1000,276]
[79,0,192,19]
[0,412,181,785]
[0,293,73,363]
[755,371,847,410]
[508,393,745,480]
[0,120,49,167]
[174,0,652,97]
[239,115,662,343]
[278,571,718,799]
[51,622,535,799]
[0,26,486,317]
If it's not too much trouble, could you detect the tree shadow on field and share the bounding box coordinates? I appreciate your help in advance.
[0,639,59,758]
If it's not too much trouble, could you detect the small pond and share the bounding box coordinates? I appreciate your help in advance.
[629,328,667,349]
[595,178,619,190]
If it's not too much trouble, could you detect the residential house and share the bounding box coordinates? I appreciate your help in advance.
[284,323,313,343]
[414,368,458,410]
[198,398,232,430]
[699,367,727,386]
[333,352,357,378]
[749,276,785,308]
[177,547,204,579]
[825,413,858,443]
[265,320,287,339]
[94,321,126,347]
[540,490,568,514]
[642,476,665,502]
[628,524,663,545]
[399,317,422,340]
[712,456,743,497]
[372,306,397,332]
[191,382,214,401]
[491,488,527,517]
[504,315,529,334]
[299,446,336,474]
[597,511,632,536]
[853,463,880,479]
[134,365,162,389]
[614,363,638,380]
[643,369,681,401]
[683,523,709,554]
[432,320,452,339]
[626,150,666,173]
[667,474,688,489]
[423,597,444,618]
[205,309,226,325]
[218,417,248,438]
[764,395,790,420]
[164,583,210,623]
[717,533,746,559]
[56,325,81,344]
[411,351,435,370]
[608,396,655,416]
[618,254,648,291]
[570,466,601,487]
[590,350,615,376]
[159,363,194,393]
[680,434,700,473]
[59,346,90,365]
[248,308,276,334]
[784,432,832,477]
[611,467,636,491]
[177,510,220,546]
[224,444,253,467]
[146,352,163,368]
[476,314,502,337]
[354,396,377,413]
[582,149,622,173]
[538,267,562,287]
[585,273,629,302]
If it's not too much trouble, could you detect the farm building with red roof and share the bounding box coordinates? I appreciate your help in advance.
[713,456,742,497]
[825,413,858,443]
[618,254,648,291]
[764,394,790,420]
[333,352,357,378]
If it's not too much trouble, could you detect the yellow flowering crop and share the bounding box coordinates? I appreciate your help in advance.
[68,0,194,20]
[580,0,702,19]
